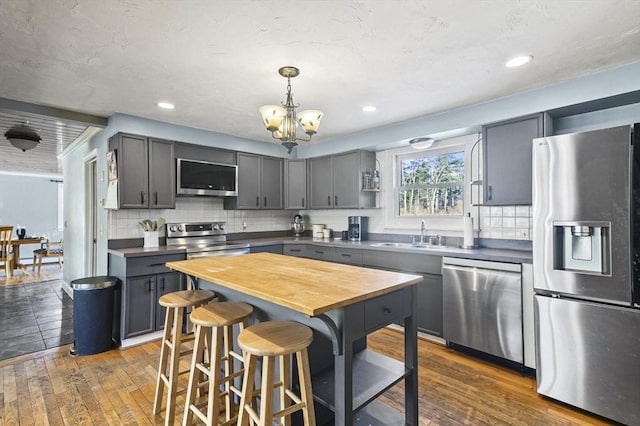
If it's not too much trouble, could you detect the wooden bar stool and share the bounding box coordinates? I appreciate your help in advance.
[183,302,254,426]
[237,321,316,426]
[153,289,216,425]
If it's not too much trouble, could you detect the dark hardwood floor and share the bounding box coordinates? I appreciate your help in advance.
[0,327,613,425]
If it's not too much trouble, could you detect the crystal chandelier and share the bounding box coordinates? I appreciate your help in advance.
[259,66,323,153]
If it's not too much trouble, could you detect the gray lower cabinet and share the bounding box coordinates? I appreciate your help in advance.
[226,153,283,209]
[334,247,363,266]
[155,272,182,330]
[108,132,176,209]
[284,159,307,209]
[250,244,283,254]
[283,244,307,257]
[108,252,186,341]
[482,113,546,205]
[125,274,156,337]
[363,249,443,337]
[308,150,376,209]
[416,273,443,337]
[306,245,335,262]
[124,271,182,338]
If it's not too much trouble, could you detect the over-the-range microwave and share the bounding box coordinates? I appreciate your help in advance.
[176,158,238,197]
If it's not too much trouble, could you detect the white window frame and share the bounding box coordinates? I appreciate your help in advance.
[379,133,479,235]
[397,148,465,217]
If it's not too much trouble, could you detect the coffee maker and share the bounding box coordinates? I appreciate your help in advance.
[348,216,368,241]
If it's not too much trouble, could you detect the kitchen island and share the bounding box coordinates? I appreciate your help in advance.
[166,252,423,426]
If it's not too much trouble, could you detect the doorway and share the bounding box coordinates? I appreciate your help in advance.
[85,154,98,276]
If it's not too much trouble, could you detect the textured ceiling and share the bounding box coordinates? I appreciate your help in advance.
[1,0,640,164]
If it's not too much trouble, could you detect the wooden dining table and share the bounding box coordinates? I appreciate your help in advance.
[167,252,423,425]
[10,237,43,274]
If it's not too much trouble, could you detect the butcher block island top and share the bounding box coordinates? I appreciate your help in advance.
[165,252,423,317]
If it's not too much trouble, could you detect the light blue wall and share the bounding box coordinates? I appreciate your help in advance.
[0,174,60,259]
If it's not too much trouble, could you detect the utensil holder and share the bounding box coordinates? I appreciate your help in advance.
[143,230,159,248]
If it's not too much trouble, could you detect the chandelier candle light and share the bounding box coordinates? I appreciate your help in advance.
[259,66,323,153]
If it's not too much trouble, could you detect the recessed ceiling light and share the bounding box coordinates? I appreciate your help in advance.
[157,102,175,109]
[362,106,377,112]
[505,55,533,68]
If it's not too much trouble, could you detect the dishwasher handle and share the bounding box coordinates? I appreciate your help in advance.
[443,256,521,273]
[443,262,522,280]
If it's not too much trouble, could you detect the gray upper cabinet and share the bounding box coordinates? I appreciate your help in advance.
[482,113,545,205]
[174,142,236,165]
[309,150,376,209]
[148,138,176,208]
[261,156,283,209]
[109,132,176,209]
[226,153,283,209]
[309,155,334,208]
[285,159,307,209]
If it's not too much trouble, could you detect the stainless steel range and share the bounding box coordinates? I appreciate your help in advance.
[166,221,248,333]
[165,222,250,258]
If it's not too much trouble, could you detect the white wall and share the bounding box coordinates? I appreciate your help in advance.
[0,173,61,259]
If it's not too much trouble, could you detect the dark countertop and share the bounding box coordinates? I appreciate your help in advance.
[109,236,532,263]
[107,245,187,258]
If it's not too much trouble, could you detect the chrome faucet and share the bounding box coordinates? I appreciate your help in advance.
[420,220,426,244]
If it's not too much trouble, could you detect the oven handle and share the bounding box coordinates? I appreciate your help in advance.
[187,248,250,259]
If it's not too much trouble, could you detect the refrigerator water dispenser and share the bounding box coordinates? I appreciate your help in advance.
[553,222,611,275]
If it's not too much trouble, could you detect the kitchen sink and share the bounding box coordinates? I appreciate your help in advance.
[369,242,461,251]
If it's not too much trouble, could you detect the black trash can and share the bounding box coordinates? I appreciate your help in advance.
[70,275,119,356]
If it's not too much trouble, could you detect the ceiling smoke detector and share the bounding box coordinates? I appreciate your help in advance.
[4,123,42,152]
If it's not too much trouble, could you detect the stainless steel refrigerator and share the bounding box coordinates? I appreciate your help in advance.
[533,124,640,425]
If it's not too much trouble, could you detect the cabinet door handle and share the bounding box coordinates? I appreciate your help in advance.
[383,307,392,314]
[327,195,331,206]
[141,191,145,204]
[335,195,338,206]
[264,196,267,207]
[160,276,165,291]
[302,197,305,208]
[488,185,493,200]
[341,253,352,257]
[154,191,158,205]
[147,279,152,293]
[315,250,324,254]
[256,196,260,207]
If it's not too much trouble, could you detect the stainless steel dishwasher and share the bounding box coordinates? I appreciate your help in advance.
[442,257,523,363]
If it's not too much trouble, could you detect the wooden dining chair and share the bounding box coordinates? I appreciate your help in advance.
[0,226,14,278]
[32,238,64,274]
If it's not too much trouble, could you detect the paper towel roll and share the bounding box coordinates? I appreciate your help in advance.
[463,214,474,248]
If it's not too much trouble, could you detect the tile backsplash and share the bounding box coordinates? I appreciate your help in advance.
[478,205,532,240]
[108,197,293,239]
[108,198,532,242]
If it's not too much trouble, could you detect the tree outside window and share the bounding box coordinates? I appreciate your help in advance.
[399,151,464,216]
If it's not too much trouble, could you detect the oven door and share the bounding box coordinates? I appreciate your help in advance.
[183,246,250,333]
